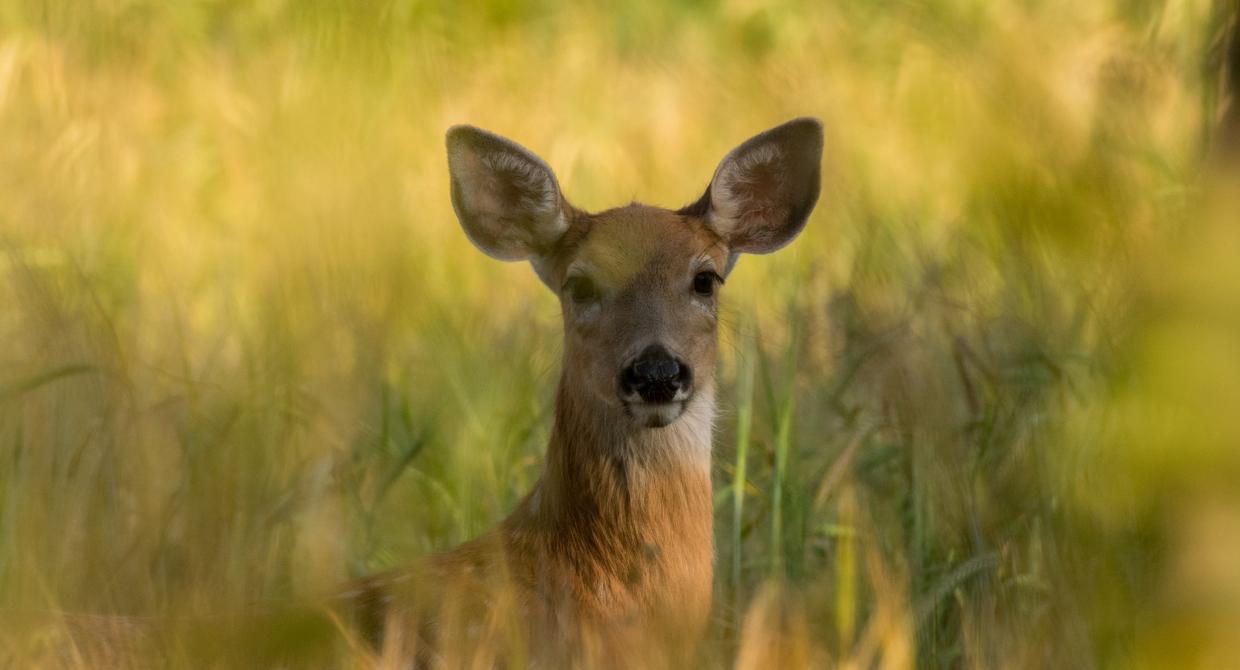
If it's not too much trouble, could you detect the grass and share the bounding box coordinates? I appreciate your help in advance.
[2,0,1239,667]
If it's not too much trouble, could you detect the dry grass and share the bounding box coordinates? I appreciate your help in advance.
[1,0,1238,667]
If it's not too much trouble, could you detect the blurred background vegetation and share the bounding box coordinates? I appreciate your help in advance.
[1,0,1239,667]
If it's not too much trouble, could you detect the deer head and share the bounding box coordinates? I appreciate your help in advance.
[446,119,822,431]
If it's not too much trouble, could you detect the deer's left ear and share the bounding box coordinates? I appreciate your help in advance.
[704,118,823,255]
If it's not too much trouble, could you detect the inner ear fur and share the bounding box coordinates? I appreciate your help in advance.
[446,125,570,261]
[702,117,823,255]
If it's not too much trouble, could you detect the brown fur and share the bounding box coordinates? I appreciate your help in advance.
[346,119,823,667]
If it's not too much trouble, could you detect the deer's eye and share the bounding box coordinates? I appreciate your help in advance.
[693,271,721,297]
[564,276,599,304]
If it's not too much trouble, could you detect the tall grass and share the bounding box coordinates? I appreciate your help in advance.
[1,0,1238,667]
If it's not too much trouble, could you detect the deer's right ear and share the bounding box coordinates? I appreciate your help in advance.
[446,125,570,261]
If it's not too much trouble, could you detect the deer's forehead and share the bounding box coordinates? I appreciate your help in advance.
[567,207,724,286]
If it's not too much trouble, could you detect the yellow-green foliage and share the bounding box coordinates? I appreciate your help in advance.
[1,0,1238,667]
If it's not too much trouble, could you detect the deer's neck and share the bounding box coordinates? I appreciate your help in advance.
[507,378,715,617]
[543,379,714,524]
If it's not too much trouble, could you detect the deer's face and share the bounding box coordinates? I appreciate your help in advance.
[447,119,822,429]
[547,206,727,427]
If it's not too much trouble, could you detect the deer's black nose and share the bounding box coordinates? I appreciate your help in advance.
[620,345,693,404]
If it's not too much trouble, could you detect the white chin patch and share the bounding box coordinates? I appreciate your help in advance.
[629,402,686,428]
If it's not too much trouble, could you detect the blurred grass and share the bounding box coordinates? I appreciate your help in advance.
[1,0,1239,667]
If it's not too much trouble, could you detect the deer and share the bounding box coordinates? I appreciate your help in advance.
[337,118,824,668]
[8,119,822,668]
